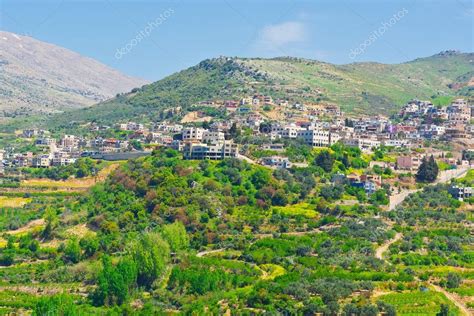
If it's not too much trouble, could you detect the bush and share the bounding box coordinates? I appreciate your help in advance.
[446,272,461,289]
[33,294,78,316]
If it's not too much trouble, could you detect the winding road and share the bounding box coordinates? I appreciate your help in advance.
[382,166,472,315]
[388,167,470,211]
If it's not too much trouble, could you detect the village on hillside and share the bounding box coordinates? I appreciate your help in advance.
[1,96,473,201]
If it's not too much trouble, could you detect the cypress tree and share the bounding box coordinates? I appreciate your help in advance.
[416,155,438,182]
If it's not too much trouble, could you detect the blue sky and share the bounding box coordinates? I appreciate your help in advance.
[1,0,473,81]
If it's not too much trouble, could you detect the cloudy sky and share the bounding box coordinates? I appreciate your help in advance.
[1,0,473,80]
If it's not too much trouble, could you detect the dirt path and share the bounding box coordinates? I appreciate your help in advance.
[196,248,225,257]
[236,154,258,165]
[5,219,45,235]
[375,232,403,260]
[430,283,471,316]
[254,227,326,239]
[196,228,326,257]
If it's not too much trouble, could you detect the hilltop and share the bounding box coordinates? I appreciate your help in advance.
[4,51,473,131]
[0,31,148,119]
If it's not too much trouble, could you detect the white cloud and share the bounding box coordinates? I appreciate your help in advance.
[256,21,308,50]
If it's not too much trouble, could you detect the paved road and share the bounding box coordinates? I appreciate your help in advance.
[388,189,418,211]
[236,154,257,165]
[388,167,470,211]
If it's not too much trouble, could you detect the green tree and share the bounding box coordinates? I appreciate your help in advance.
[28,239,40,253]
[271,189,288,206]
[129,232,170,288]
[0,250,15,266]
[228,122,241,139]
[370,189,389,205]
[250,169,271,190]
[42,207,59,239]
[62,238,81,264]
[341,154,350,168]
[80,234,99,258]
[33,294,78,316]
[314,151,335,173]
[92,255,137,306]
[446,272,461,289]
[162,221,189,252]
[130,140,143,150]
[376,301,396,316]
[436,304,451,316]
[416,155,438,182]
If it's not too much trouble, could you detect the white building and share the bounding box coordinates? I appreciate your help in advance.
[202,131,225,144]
[261,156,292,169]
[60,135,78,148]
[382,139,410,147]
[297,129,339,147]
[182,127,205,141]
[183,141,238,160]
[344,137,381,152]
[32,154,52,167]
[52,152,76,166]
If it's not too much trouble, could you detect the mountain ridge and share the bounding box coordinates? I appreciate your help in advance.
[4,51,473,131]
[0,31,149,118]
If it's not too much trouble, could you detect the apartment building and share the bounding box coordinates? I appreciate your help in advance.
[182,127,205,141]
[396,156,422,171]
[183,141,238,160]
[202,131,225,144]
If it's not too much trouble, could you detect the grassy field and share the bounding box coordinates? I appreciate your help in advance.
[455,169,474,186]
[0,197,31,208]
[272,202,318,219]
[378,290,460,315]
[258,264,286,280]
[20,163,120,189]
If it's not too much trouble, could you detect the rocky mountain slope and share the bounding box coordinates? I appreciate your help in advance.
[0,31,148,118]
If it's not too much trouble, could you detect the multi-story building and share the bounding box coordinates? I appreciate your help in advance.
[60,135,79,148]
[344,137,380,152]
[271,124,340,147]
[202,131,225,144]
[396,156,422,171]
[119,122,145,131]
[271,124,300,138]
[52,152,76,166]
[14,152,33,167]
[297,128,340,147]
[183,141,238,160]
[448,185,473,201]
[182,127,205,142]
[261,143,285,152]
[382,139,410,147]
[32,154,52,167]
[448,99,471,123]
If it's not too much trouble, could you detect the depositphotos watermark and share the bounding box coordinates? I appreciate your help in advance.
[349,8,408,60]
[115,8,175,60]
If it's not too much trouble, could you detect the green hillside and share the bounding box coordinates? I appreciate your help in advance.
[1,148,471,314]
[5,51,473,131]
